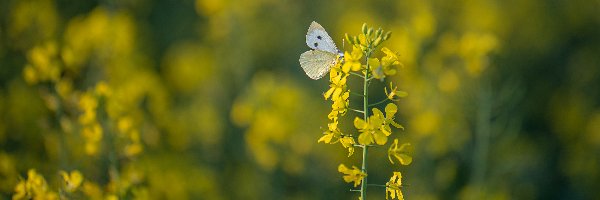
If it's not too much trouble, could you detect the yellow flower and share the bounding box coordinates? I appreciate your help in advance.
[94,81,112,97]
[13,181,27,200]
[13,169,58,200]
[386,172,404,200]
[384,103,404,130]
[385,82,408,100]
[380,47,403,77]
[369,58,385,80]
[388,139,413,165]
[339,136,355,156]
[318,120,355,156]
[78,92,98,125]
[381,47,401,68]
[60,170,84,192]
[324,72,348,101]
[329,91,349,119]
[342,46,363,72]
[318,120,340,144]
[354,104,403,146]
[355,115,387,145]
[338,164,366,187]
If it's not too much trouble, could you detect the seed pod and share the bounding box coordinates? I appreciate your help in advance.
[383,31,392,40]
[361,23,368,35]
[345,33,353,45]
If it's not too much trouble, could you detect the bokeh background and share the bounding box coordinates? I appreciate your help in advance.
[1,0,599,199]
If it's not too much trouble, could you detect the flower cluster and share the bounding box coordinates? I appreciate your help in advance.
[317,23,413,199]
[13,169,58,200]
[319,50,363,156]
[22,41,62,85]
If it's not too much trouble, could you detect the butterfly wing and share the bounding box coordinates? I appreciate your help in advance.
[306,21,339,54]
[299,50,337,80]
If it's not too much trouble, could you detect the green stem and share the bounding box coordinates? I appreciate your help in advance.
[349,71,365,78]
[367,184,388,188]
[350,108,365,114]
[360,50,372,200]
[368,98,390,108]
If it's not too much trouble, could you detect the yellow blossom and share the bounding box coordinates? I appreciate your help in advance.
[329,91,349,119]
[13,169,58,200]
[385,82,408,100]
[355,115,387,145]
[324,72,348,101]
[355,104,402,145]
[386,172,404,200]
[381,47,402,68]
[342,46,363,72]
[60,170,84,192]
[318,120,355,156]
[384,103,404,130]
[318,121,339,144]
[339,136,355,156]
[338,164,366,187]
[388,139,413,165]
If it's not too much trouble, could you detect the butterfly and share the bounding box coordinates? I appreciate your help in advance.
[299,21,344,80]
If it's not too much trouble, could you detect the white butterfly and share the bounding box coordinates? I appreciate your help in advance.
[299,21,344,80]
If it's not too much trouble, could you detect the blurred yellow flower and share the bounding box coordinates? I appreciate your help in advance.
[383,103,404,130]
[78,92,98,125]
[338,164,366,188]
[386,172,404,200]
[369,58,384,80]
[385,82,408,100]
[13,169,58,200]
[388,139,413,165]
[60,170,83,193]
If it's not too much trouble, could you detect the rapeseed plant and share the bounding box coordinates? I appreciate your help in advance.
[318,23,412,200]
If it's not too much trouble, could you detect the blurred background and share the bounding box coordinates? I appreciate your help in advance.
[0,0,599,199]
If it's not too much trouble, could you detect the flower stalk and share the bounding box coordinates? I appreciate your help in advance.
[360,50,371,200]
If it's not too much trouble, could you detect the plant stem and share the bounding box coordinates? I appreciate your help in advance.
[368,98,390,108]
[349,71,365,78]
[350,108,365,114]
[367,184,388,188]
[360,50,372,200]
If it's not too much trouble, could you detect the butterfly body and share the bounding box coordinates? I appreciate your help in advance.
[299,21,343,80]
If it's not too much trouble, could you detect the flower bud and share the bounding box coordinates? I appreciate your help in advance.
[375,28,383,38]
[345,33,353,45]
[367,28,374,38]
[360,44,367,51]
[353,36,360,45]
[383,31,392,41]
[361,23,368,35]
[373,37,382,47]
